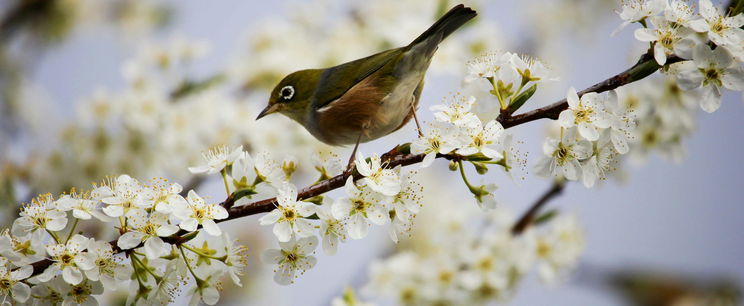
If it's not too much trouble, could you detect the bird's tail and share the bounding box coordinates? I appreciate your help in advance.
[409,4,477,47]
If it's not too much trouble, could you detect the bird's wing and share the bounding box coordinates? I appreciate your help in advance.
[312,48,402,109]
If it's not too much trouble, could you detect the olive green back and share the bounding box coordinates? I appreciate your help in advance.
[311,48,403,109]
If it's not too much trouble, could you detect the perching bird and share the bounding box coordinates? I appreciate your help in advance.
[256,4,477,158]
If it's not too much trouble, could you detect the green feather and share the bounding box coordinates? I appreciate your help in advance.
[310,4,476,110]
[311,48,404,109]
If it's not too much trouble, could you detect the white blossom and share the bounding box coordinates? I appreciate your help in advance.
[11,194,67,237]
[464,51,524,106]
[229,151,277,206]
[612,0,666,36]
[187,269,222,305]
[30,276,67,304]
[188,145,243,175]
[140,180,189,215]
[0,230,45,265]
[634,16,694,64]
[664,0,695,26]
[581,135,617,188]
[61,279,104,306]
[258,182,316,242]
[37,234,93,285]
[95,175,147,218]
[174,190,228,236]
[148,266,181,305]
[473,183,499,210]
[510,53,558,83]
[465,51,513,82]
[311,151,344,180]
[83,240,126,288]
[332,177,389,240]
[56,192,108,221]
[230,151,257,190]
[316,198,346,255]
[117,210,179,259]
[458,244,509,298]
[410,121,460,168]
[498,134,528,181]
[456,119,505,159]
[354,151,401,196]
[677,44,744,112]
[261,236,318,285]
[558,88,612,141]
[254,151,285,186]
[0,258,33,303]
[388,172,423,243]
[689,0,744,46]
[430,94,480,128]
[219,233,249,287]
[606,90,636,154]
[533,215,585,284]
[534,128,593,181]
[332,288,376,306]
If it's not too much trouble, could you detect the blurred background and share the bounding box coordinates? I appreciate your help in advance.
[0,0,742,305]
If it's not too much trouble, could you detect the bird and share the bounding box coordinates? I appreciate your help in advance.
[256,4,477,165]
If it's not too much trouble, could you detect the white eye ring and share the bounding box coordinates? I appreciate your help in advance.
[280,85,295,100]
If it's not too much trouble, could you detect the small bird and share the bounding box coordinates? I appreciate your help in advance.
[257,4,477,162]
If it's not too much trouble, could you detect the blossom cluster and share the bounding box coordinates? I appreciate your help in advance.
[620,77,699,162]
[409,93,528,208]
[535,88,635,187]
[617,0,744,112]
[257,151,424,284]
[362,209,585,305]
[1,170,248,305]
[465,51,557,112]
[183,143,425,286]
[408,51,550,208]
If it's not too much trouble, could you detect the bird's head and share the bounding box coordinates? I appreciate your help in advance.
[256,69,322,124]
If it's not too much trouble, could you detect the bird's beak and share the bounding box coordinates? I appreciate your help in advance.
[256,104,280,120]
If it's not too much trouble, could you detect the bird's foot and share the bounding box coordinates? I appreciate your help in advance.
[344,159,356,177]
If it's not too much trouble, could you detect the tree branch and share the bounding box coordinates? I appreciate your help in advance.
[510,182,565,235]
[25,49,685,276]
[497,53,682,128]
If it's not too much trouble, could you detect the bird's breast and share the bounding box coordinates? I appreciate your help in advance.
[309,73,422,146]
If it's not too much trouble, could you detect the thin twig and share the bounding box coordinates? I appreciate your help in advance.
[510,182,565,236]
[497,53,682,128]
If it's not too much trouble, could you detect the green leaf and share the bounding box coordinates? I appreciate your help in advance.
[170,74,226,100]
[179,231,200,243]
[729,0,744,16]
[463,152,491,162]
[534,209,559,225]
[628,57,663,81]
[508,83,537,113]
[231,187,258,202]
[304,195,324,205]
[397,142,412,154]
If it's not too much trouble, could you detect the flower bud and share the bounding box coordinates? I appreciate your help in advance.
[282,156,297,180]
[473,162,489,175]
[449,161,459,171]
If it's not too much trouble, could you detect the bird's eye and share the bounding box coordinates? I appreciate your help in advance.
[280,85,295,101]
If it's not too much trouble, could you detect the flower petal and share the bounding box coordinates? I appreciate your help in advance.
[117,231,145,249]
[202,220,222,236]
